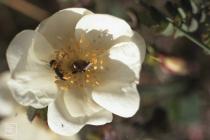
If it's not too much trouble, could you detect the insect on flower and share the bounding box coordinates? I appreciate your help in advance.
[49,60,66,80]
[71,60,92,74]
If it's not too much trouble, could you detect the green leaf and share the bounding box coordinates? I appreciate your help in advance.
[27,106,37,122]
[26,106,48,122]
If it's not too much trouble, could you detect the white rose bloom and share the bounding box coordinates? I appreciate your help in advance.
[0,72,79,140]
[6,8,146,136]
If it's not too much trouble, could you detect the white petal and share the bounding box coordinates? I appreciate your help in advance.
[92,83,140,118]
[131,32,146,63]
[6,30,54,73]
[48,94,113,136]
[48,94,85,136]
[96,59,136,85]
[75,14,134,50]
[36,8,93,49]
[8,53,57,108]
[31,32,55,62]
[109,36,144,79]
[7,30,58,109]
[8,79,56,108]
[87,109,113,125]
[63,88,102,117]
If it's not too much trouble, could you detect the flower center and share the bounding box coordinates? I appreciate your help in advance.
[71,60,91,74]
[50,40,106,90]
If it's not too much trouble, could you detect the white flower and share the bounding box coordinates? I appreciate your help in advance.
[0,72,79,140]
[6,8,146,136]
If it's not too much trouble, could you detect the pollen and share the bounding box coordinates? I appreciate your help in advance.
[92,58,98,64]
[95,81,100,86]
[100,66,104,70]
[50,36,107,90]
[86,74,90,78]
[93,66,98,70]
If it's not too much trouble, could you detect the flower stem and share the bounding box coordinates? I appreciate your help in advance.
[139,0,210,54]
[166,18,210,54]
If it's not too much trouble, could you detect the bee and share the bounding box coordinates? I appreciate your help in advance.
[71,60,92,74]
[50,60,65,80]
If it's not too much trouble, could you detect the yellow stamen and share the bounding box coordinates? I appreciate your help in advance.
[50,35,107,90]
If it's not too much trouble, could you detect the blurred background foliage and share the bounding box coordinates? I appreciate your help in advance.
[0,0,210,140]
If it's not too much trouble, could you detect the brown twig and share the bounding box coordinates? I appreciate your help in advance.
[0,0,50,21]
